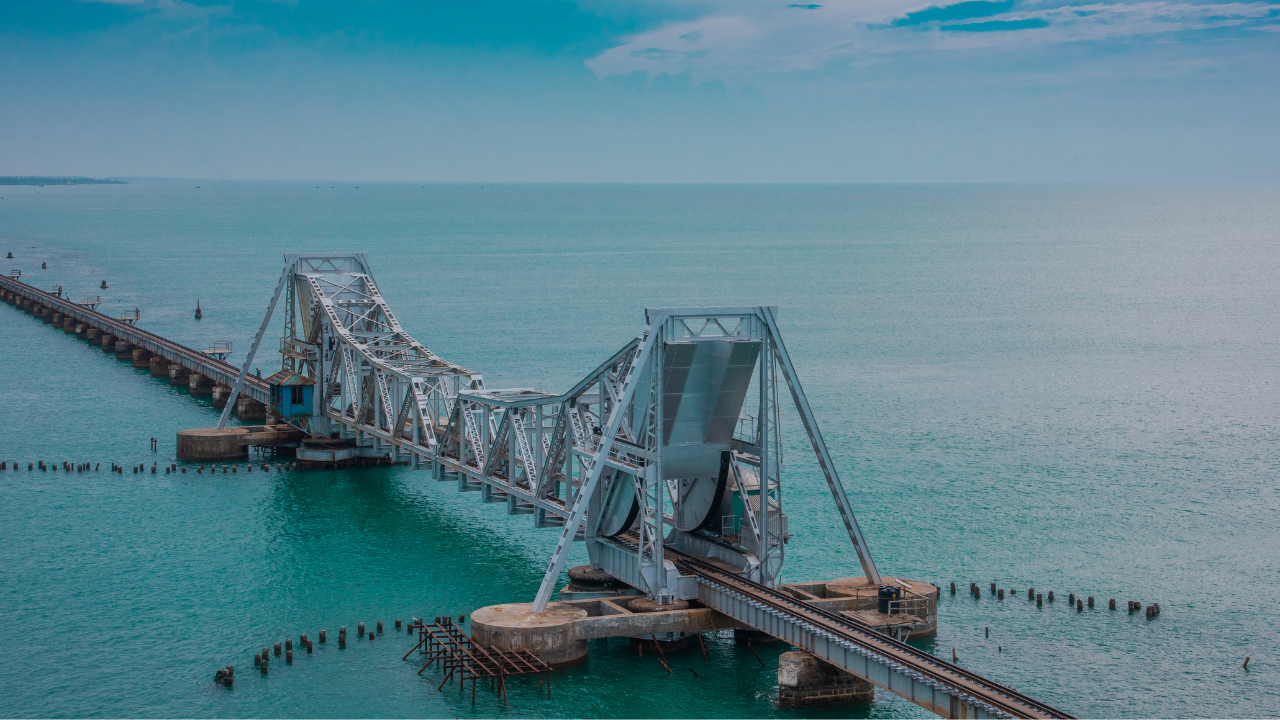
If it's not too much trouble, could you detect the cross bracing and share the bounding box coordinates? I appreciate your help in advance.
[221,254,881,614]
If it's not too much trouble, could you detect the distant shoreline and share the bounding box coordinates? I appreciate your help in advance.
[0,176,127,186]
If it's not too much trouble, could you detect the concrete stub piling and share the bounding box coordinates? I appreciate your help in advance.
[376,620,383,634]
[285,638,292,652]
[1088,596,1094,608]
[1109,598,1117,610]
[1077,600,1084,612]
[319,629,326,643]
[358,622,365,637]
[274,642,281,657]
[1037,593,1043,607]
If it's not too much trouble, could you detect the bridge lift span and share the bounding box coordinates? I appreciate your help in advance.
[211,253,1070,719]
[221,253,878,607]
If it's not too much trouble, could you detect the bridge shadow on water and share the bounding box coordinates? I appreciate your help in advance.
[261,464,555,611]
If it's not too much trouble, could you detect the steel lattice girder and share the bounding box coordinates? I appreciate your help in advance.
[244,256,880,612]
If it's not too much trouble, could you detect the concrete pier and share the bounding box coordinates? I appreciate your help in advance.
[113,340,135,359]
[189,373,213,396]
[469,573,936,670]
[131,348,153,368]
[211,385,233,409]
[470,603,591,667]
[86,328,101,341]
[169,364,191,386]
[176,425,305,461]
[101,334,115,350]
[149,355,170,377]
[234,396,267,421]
[778,650,875,707]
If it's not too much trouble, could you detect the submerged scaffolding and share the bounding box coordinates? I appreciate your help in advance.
[405,617,552,703]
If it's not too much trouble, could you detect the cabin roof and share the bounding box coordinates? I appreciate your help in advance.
[265,370,315,387]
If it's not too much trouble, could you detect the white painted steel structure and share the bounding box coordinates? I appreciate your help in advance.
[220,255,882,609]
[172,254,1070,719]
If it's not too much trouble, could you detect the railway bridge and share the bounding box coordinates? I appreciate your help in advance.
[1,255,1072,719]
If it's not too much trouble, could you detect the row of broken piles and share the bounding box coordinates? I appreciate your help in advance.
[957,581,1161,617]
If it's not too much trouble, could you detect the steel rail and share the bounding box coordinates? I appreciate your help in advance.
[662,544,1072,719]
[1,276,269,397]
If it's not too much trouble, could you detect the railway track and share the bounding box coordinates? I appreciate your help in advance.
[612,533,1072,719]
[1,276,268,395]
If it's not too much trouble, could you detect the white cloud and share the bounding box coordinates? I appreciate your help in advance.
[586,0,1280,80]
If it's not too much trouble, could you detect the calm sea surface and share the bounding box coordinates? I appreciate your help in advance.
[0,183,1277,718]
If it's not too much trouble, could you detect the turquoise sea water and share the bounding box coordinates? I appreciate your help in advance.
[0,183,1277,718]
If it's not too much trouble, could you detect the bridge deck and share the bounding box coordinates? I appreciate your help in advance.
[669,546,1072,720]
[1,276,269,405]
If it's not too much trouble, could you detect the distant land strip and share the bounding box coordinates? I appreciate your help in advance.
[0,176,127,185]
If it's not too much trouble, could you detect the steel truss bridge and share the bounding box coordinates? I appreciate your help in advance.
[201,253,1071,719]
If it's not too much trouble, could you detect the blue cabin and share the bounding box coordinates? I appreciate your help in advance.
[265,370,315,418]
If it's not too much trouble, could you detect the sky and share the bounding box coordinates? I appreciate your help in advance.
[0,0,1277,182]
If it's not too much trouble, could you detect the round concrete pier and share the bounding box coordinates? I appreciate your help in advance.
[176,428,252,461]
[469,603,588,667]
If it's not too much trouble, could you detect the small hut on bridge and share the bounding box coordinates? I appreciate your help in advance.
[265,370,314,417]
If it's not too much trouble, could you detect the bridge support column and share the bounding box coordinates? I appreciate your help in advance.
[169,364,191,386]
[190,373,213,396]
[778,650,874,707]
[45,310,58,324]
[149,355,170,377]
[211,385,233,409]
[62,317,76,333]
[114,341,135,360]
[101,334,115,350]
[75,323,88,338]
[470,603,588,667]
[86,327,101,341]
[132,348,153,368]
[234,396,267,421]
[177,425,304,461]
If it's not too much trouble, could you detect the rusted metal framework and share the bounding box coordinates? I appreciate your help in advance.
[406,618,551,702]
